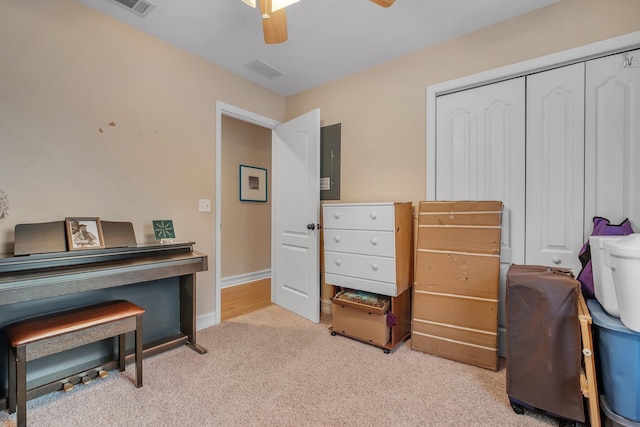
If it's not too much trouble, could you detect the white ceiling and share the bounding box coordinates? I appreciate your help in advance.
[74,0,559,96]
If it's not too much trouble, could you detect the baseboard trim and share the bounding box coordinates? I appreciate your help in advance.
[220,269,271,289]
[321,298,332,315]
[197,311,217,331]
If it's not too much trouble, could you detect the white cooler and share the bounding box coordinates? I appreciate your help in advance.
[591,236,625,317]
[604,234,640,333]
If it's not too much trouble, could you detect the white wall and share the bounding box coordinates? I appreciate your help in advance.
[0,0,286,319]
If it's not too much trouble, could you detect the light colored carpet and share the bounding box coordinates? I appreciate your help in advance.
[1,305,559,426]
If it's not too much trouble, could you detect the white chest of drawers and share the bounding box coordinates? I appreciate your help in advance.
[322,202,413,297]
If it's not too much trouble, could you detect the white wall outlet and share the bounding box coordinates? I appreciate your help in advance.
[198,199,211,212]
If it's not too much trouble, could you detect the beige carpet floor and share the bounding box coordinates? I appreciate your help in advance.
[1,305,561,426]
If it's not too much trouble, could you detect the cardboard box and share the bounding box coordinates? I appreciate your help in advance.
[333,290,390,314]
[412,200,502,371]
[332,301,390,346]
[416,227,501,254]
[416,201,502,255]
[411,332,498,371]
[413,291,497,331]
[414,250,499,298]
[417,201,504,216]
[412,317,497,348]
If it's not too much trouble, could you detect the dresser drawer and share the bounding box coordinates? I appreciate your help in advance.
[323,229,395,257]
[323,204,395,231]
[324,274,398,296]
[324,252,396,283]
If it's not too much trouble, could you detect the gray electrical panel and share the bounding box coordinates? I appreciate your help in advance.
[320,123,341,200]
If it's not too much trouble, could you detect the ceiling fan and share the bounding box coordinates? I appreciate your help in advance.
[241,0,396,44]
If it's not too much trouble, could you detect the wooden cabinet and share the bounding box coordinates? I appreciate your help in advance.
[322,202,413,352]
[322,202,413,297]
[330,285,412,353]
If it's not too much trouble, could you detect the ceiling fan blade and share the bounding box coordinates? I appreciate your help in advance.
[259,0,288,44]
[370,0,395,7]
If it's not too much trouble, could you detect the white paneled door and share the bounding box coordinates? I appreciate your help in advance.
[273,109,321,323]
[432,46,640,357]
[585,49,640,233]
[526,63,585,273]
[436,77,526,264]
[435,77,526,357]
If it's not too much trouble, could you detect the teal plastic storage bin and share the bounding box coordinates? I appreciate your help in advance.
[602,396,640,427]
[588,299,640,422]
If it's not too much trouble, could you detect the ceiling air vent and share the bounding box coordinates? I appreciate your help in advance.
[108,0,156,17]
[244,59,284,80]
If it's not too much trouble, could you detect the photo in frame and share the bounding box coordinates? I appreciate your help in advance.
[239,165,267,202]
[65,217,105,250]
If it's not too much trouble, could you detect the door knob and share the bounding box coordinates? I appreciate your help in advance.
[307,223,316,230]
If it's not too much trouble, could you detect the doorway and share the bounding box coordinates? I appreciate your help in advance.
[215,102,280,324]
[215,102,321,325]
[219,115,272,321]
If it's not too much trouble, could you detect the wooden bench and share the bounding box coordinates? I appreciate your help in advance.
[4,300,145,427]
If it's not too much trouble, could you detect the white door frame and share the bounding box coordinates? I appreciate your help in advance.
[215,101,280,325]
[426,31,640,199]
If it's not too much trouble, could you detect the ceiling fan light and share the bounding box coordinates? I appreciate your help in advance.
[241,0,256,8]
[271,0,299,12]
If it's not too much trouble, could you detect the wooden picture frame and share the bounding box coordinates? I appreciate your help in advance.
[239,165,268,202]
[65,217,105,250]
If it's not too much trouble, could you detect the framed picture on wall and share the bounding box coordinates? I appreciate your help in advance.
[65,217,105,250]
[239,165,267,202]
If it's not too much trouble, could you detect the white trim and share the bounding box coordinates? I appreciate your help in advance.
[196,311,217,331]
[215,101,280,326]
[426,31,640,200]
[220,269,271,289]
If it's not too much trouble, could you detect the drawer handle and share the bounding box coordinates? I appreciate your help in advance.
[334,236,341,243]
[334,212,340,219]
[370,238,378,245]
[552,257,561,265]
[371,263,378,271]
[335,259,342,266]
[370,212,377,220]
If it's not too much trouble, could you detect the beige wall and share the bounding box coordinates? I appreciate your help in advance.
[221,116,272,278]
[287,0,640,205]
[0,0,286,317]
[1,0,639,321]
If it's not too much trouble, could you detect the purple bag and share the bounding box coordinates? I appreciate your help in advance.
[577,217,634,298]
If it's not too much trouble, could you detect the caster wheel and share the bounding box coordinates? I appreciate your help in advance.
[383,349,390,354]
[559,420,578,427]
[330,331,337,336]
[511,402,525,415]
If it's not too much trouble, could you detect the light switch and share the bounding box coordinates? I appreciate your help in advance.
[198,199,211,212]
